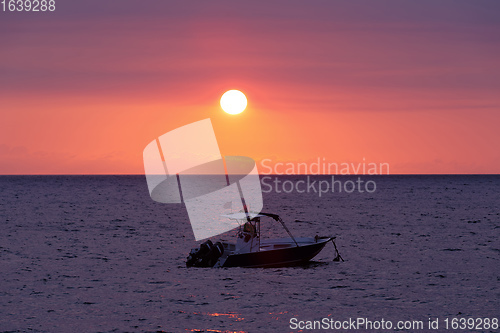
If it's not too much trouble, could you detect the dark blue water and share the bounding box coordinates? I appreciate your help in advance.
[0,175,498,332]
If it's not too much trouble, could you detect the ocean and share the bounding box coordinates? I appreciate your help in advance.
[0,175,498,332]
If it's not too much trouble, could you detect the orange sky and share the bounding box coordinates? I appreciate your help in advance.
[1,1,499,174]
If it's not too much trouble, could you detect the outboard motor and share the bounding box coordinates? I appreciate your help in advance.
[212,242,224,260]
[186,240,225,267]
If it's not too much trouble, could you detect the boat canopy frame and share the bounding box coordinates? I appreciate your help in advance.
[221,212,300,248]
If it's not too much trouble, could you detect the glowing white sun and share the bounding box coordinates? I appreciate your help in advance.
[220,90,247,115]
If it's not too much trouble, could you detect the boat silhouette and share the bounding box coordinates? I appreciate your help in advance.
[186,212,343,268]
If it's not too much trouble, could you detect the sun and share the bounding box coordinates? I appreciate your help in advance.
[220,90,247,115]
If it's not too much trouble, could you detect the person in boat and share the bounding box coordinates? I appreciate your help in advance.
[241,220,257,242]
[243,221,256,234]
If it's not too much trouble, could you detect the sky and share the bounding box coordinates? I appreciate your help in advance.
[1,0,499,174]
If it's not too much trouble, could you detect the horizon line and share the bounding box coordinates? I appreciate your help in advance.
[0,173,499,176]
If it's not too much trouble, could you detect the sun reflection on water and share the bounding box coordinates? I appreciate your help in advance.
[187,329,247,333]
[184,311,247,333]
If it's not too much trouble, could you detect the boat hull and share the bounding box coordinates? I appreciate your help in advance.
[221,237,331,268]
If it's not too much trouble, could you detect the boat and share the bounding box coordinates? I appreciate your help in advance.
[186,212,343,268]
